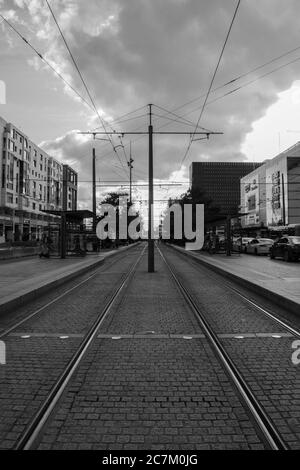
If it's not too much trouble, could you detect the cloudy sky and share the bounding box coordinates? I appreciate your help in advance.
[1,0,300,217]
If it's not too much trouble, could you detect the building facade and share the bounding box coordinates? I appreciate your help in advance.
[240,142,300,229]
[0,117,78,243]
[62,165,78,211]
[189,161,261,216]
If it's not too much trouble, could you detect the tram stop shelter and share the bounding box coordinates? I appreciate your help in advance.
[42,209,95,258]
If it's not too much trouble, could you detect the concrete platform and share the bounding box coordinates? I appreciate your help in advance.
[0,245,136,315]
[169,245,300,315]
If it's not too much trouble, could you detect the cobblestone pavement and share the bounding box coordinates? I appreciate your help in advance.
[0,246,142,449]
[160,246,300,449]
[2,244,298,450]
[184,248,300,306]
[36,250,266,450]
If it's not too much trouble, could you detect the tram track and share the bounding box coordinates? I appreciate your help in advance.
[166,244,300,338]
[158,244,300,450]
[1,243,298,450]
[14,244,146,450]
[0,244,145,450]
[0,244,141,339]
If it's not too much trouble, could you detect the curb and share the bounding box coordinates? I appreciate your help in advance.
[168,244,300,317]
[0,243,138,316]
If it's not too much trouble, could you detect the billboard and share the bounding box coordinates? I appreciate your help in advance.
[266,157,287,226]
[244,174,260,226]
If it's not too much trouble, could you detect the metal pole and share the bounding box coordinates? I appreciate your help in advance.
[226,215,231,256]
[129,141,132,205]
[281,173,286,226]
[92,147,96,233]
[148,104,154,272]
[60,212,66,259]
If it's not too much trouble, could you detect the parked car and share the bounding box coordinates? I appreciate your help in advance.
[269,236,300,261]
[245,238,274,255]
[240,237,255,252]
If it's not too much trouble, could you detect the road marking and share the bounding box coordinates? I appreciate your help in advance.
[6,332,295,340]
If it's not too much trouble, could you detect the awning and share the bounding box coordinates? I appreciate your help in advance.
[42,210,94,220]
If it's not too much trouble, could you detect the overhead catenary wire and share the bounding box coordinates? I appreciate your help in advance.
[152,112,209,129]
[3,7,300,188]
[153,104,213,132]
[0,13,94,112]
[94,46,300,165]
[75,1,243,164]
[44,0,130,177]
[180,0,241,167]
[0,12,128,181]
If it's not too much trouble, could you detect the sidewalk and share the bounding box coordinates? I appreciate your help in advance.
[0,245,135,315]
[170,245,300,314]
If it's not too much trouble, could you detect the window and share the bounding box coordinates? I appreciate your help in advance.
[32,202,36,210]
[7,193,13,204]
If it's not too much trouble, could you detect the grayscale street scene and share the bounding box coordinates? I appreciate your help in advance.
[0,0,299,454]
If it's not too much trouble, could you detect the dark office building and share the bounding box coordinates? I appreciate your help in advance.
[189,161,261,215]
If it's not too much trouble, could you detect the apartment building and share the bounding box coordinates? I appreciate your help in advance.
[0,117,78,243]
[62,164,77,211]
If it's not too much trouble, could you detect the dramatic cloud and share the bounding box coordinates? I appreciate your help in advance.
[2,0,300,207]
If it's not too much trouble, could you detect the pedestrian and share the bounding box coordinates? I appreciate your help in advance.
[39,235,50,258]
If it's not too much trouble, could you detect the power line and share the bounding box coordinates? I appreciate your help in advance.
[206,54,300,107]
[92,105,149,128]
[180,0,241,167]
[153,104,213,132]
[95,45,300,164]
[161,44,300,119]
[44,0,129,177]
[0,12,127,181]
[0,14,93,111]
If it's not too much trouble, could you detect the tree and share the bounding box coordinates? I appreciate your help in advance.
[163,187,221,245]
[97,191,140,246]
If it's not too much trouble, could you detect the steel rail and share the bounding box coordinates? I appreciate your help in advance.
[15,244,146,450]
[0,244,140,340]
[167,245,300,339]
[157,245,288,450]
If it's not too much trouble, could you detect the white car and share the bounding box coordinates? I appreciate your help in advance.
[245,238,274,255]
[239,237,255,252]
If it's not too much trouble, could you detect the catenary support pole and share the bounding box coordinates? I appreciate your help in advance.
[92,147,96,233]
[148,104,154,272]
